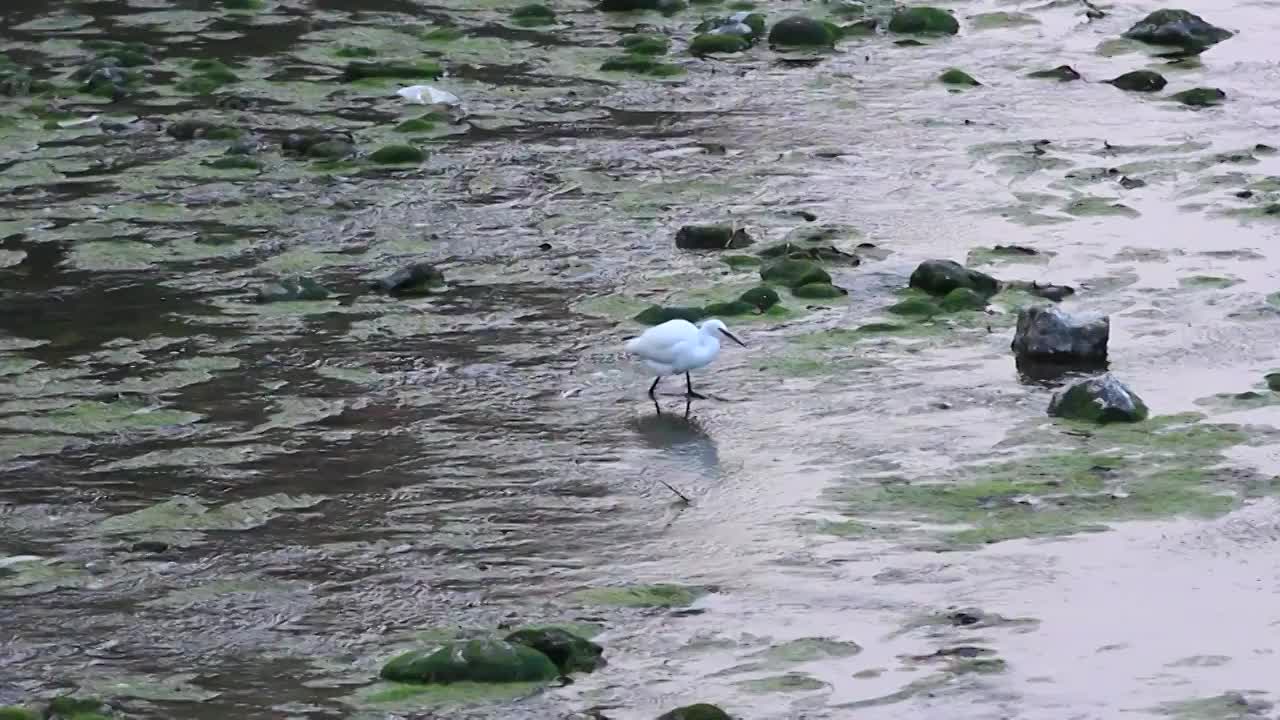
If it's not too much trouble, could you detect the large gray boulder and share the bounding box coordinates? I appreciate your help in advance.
[1011,305,1108,364]
[1048,374,1148,423]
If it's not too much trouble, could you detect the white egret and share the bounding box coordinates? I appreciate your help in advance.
[624,318,746,399]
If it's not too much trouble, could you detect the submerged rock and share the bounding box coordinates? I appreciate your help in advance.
[792,282,847,299]
[909,260,999,298]
[888,6,958,35]
[738,286,780,311]
[767,16,837,47]
[657,705,732,720]
[381,638,559,684]
[255,277,331,303]
[374,262,445,295]
[939,68,980,86]
[505,628,604,674]
[635,305,708,325]
[1026,65,1081,81]
[1170,87,1225,106]
[690,33,751,55]
[1108,70,1167,92]
[1122,9,1232,51]
[1049,374,1148,423]
[1011,305,1108,364]
[760,258,831,288]
[675,225,753,250]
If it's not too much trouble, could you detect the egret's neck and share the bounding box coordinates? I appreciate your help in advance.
[698,326,721,348]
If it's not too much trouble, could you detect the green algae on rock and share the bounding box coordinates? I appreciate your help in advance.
[1122,9,1233,51]
[510,3,557,26]
[657,704,731,720]
[767,16,837,47]
[620,34,670,55]
[690,33,751,55]
[504,627,604,674]
[46,696,109,718]
[888,6,958,35]
[675,225,753,249]
[792,282,846,299]
[703,300,756,316]
[1108,70,1167,92]
[381,638,559,684]
[634,305,709,325]
[0,708,37,720]
[721,254,761,270]
[1170,87,1225,107]
[1049,375,1149,424]
[760,258,831,288]
[599,54,684,76]
[909,259,999,298]
[1027,64,1081,81]
[369,144,426,164]
[938,287,987,312]
[969,11,1038,29]
[887,296,939,317]
[755,637,861,666]
[939,68,980,86]
[572,583,707,607]
[735,672,827,693]
[738,286,780,311]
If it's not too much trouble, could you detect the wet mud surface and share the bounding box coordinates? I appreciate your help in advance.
[3,0,1280,718]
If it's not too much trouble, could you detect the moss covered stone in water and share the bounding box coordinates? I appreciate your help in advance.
[1170,87,1225,107]
[306,139,356,160]
[888,6,959,34]
[1049,374,1148,424]
[634,305,708,325]
[342,61,443,82]
[939,68,979,86]
[0,708,38,720]
[1108,70,1166,92]
[909,259,999,297]
[619,34,670,55]
[599,55,683,76]
[887,296,939,317]
[394,114,442,133]
[369,144,426,164]
[657,704,731,720]
[46,696,108,718]
[738,286,779,311]
[335,46,377,58]
[573,583,706,607]
[703,300,756,316]
[939,287,987,312]
[381,638,559,684]
[204,156,260,170]
[689,33,750,55]
[760,258,831,288]
[511,4,557,26]
[504,628,604,674]
[423,27,464,41]
[792,282,846,299]
[675,225,752,249]
[721,254,761,270]
[767,16,837,47]
[1027,64,1081,81]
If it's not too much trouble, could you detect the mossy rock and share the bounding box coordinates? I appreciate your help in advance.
[306,139,356,159]
[690,33,750,55]
[768,16,836,47]
[335,46,377,58]
[511,3,557,25]
[939,68,979,86]
[760,258,831,288]
[1170,87,1225,107]
[888,6,958,35]
[504,628,604,674]
[381,638,559,684]
[1122,9,1233,51]
[369,144,426,164]
[887,297,939,317]
[620,34,670,55]
[1048,375,1149,424]
[635,305,708,325]
[599,54,683,76]
[1266,372,1280,391]
[573,583,707,607]
[657,704,732,720]
[598,0,687,14]
[842,18,878,36]
[375,262,445,295]
[939,287,987,311]
[1108,70,1166,92]
[738,286,780,311]
[46,697,108,718]
[220,0,263,8]
[342,61,443,82]
[703,300,756,316]
[394,117,437,133]
[1026,64,1081,81]
[722,254,761,270]
[675,225,752,249]
[909,259,999,298]
[204,155,261,170]
[0,709,38,720]
[792,282,846,299]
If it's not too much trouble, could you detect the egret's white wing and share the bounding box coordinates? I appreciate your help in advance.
[624,319,698,365]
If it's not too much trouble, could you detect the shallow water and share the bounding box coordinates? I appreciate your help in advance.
[3,0,1280,717]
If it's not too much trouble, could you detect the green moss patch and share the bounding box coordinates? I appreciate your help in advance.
[620,34,670,55]
[571,583,707,607]
[600,54,683,76]
[369,144,426,164]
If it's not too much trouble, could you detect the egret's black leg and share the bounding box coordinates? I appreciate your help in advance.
[648,376,661,398]
[685,372,707,400]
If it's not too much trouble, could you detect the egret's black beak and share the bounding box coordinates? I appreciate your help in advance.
[720,329,746,347]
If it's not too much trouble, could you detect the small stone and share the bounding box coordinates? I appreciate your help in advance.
[675,225,753,250]
[369,144,426,164]
[374,262,445,295]
[1011,305,1109,364]
[768,16,837,47]
[1049,374,1148,424]
[791,282,847,299]
[1108,70,1167,92]
[1026,65,1081,81]
[1169,87,1226,107]
[1265,372,1280,392]
[939,68,980,86]
[760,258,831,288]
[1119,176,1146,189]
